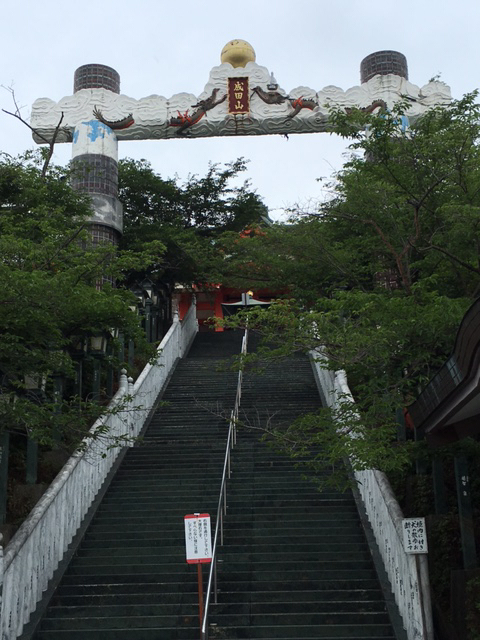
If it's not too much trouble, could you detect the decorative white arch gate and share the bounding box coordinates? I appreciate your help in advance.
[2,41,450,640]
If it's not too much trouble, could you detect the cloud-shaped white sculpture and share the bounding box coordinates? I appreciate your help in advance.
[30,61,452,144]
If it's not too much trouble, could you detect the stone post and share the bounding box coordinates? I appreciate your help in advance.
[71,64,123,245]
[360,50,409,84]
[119,368,128,393]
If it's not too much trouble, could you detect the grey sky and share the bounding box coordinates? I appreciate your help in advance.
[2,0,478,219]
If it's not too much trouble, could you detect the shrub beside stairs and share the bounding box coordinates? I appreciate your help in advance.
[25,331,403,640]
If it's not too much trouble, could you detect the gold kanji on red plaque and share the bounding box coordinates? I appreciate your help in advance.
[228,78,249,114]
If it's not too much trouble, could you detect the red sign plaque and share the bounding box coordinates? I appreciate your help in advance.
[228,77,249,114]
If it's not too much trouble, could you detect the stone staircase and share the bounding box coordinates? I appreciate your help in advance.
[25,331,402,640]
[28,331,242,640]
[208,339,400,638]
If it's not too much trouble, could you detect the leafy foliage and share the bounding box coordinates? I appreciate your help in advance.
[219,94,480,480]
[467,573,480,639]
[118,157,268,288]
[0,152,158,445]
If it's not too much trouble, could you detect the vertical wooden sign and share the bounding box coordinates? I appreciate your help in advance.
[228,78,249,114]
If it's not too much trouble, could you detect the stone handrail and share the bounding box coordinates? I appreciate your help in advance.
[127,303,198,442]
[310,349,433,640]
[0,300,198,639]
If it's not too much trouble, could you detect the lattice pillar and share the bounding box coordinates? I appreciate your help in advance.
[360,50,409,83]
[70,63,123,245]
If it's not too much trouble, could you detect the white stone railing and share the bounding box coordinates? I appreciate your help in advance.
[126,303,198,442]
[0,301,198,640]
[310,349,433,640]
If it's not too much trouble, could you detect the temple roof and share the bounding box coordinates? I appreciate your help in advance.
[408,298,480,445]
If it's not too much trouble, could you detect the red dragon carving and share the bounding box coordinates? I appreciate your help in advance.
[168,88,226,135]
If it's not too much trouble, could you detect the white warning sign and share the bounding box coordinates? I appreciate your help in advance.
[184,513,212,564]
[402,517,428,554]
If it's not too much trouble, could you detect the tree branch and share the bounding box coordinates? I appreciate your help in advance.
[417,243,480,276]
[2,86,65,178]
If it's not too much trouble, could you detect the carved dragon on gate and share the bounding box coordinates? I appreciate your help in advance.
[251,86,318,121]
[168,88,226,135]
[93,106,135,130]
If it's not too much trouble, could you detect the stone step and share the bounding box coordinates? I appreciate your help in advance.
[63,568,379,584]
[82,529,366,544]
[88,513,217,525]
[68,557,375,573]
[93,504,359,518]
[100,492,221,504]
[35,624,396,639]
[76,547,372,563]
[28,335,398,640]
[79,538,369,553]
[108,475,223,484]
[52,588,385,606]
[41,611,391,629]
[58,574,383,592]
[45,599,388,620]
[82,522,364,539]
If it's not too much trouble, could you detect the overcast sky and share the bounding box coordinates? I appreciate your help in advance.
[2,0,479,219]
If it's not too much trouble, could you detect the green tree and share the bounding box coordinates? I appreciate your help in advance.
[217,220,346,305]
[0,152,161,446]
[118,157,269,289]
[333,93,480,293]
[218,94,480,480]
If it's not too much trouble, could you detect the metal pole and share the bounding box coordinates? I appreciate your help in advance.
[74,359,83,398]
[106,344,114,399]
[151,307,158,342]
[53,373,63,443]
[197,564,204,635]
[145,301,153,343]
[92,357,101,404]
[118,333,125,387]
[53,374,63,406]
[214,558,218,603]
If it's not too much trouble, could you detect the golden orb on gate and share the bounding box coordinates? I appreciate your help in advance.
[221,40,256,68]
